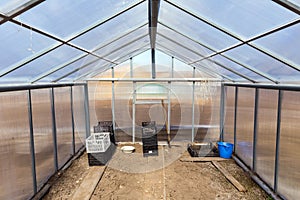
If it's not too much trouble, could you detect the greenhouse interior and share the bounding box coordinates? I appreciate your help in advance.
[0,0,300,199]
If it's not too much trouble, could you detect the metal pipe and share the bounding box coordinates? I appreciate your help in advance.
[111,67,116,133]
[50,88,58,171]
[151,48,156,79]
[130,57,133,78]
[27,89,37,194]
[132,82,136,143]
[274,90,282,192]
[224,82,300,91]
[220,84,225,141]
[171,56,174,78]
[70,86,75,155]
[84,83,91,138]
[234,86,238,152]
[191,67,195,142]
[87,77,222,82]
[252,88,259,171]
[167,81,171,143]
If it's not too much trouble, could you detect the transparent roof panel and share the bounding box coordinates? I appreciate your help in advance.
[0,45,83,83]
[157,23,214,57]
[156,44,193,64]
[156,34,203,63]
[169,0,299,40]
[37,55,102,83]
[114,47,150,65]
[18,0,143,39]
[71,2,147,51]
[194,59,248,81]
[159,1,239,51]
[96,35,150,62]
[0,0,36,16]
[289,0,300,6]
[211,55,271,82]
[0,22,57,74]
[252,23,300,67]
[224,44,300,82]
[94,26,148,59]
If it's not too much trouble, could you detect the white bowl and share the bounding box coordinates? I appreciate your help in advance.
[121,146,135,154]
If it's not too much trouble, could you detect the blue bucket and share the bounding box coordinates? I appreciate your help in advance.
[218,142,233,159]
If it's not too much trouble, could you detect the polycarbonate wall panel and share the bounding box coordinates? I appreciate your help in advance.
[132,50,151,78]
[54,87,73,169]
[73,86,86,151]
[114,82,134,142]
[278,91,300,199]
[31,88,54,190]
[88,82,112,132]
[168,0,298,39]
[0,91,33,200]
[236,87,255,168]
[256,89,278,188]
[156,50,172,78]
[224,86,235,144]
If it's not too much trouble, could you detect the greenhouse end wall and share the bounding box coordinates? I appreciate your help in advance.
[0,84,87,200]
[224,85,300,200]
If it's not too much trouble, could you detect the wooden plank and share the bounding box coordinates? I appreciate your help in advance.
[212,161,247,192]
[180,156,228,162]
[71,166,106,200]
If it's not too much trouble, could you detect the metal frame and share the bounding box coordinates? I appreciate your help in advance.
[50,87,58,171]
[274,89,282,192]
[219,84,225,141]
[252,88,259,171]
[84,83,91,138]
[233,86,238,152]
[70,86,76,155]
[111,67,116,133]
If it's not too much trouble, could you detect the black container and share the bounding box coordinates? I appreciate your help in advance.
[142,121,158,157]
[187,143,219,157]
[93,121,115,144]
[88,144,116,166]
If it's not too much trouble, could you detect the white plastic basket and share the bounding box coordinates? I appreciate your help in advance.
[86,132,111,153]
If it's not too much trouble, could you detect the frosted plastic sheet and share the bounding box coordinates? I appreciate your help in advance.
[73,86,86,151]
[236,87,255,168]
[256,89,278,188]
[31,88,55,190]
[278,91,300,199]
[224,86,235,144]
[0,91,33,200]
[18,0,142,39]
[168,0,298,40]
[54,87,73,169]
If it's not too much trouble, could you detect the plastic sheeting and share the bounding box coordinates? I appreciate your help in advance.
[0,91,33,200]
[224,86,235,144]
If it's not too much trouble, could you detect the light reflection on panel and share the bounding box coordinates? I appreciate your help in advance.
[252,24,300,67]
[71,2,147,51]
[168,0,298,39]
[256,89,277,188]
[73,86,86,151]
[31,88,54,191]
[224,86,235,144]
[278,91,300,199]
[18,0,142,39]
[156,50,172,78]
[159,1,239,51]
[0,0,35,15]
[0,91,33,200]
[54,87,72,169]
[236,87,255,168]
[224,44,300,82]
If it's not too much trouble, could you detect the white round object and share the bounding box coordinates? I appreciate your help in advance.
[121,146,135,154]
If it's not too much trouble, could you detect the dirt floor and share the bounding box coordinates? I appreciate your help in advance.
[42,144,271,200]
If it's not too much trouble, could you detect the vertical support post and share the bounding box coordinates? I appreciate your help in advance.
[111,67,116,133]
[220,84,225,141]
[234,86,238,152]
[50,88,58,171]
[253,88,259,171]
[28,89,37,194]
[191,67,195,142]
[132,81,136,143]
[171,56,174,78]
[130,57,133,78]
[151,48,156,79]
[167,81,171,144]
[274,90,282,192]
[84,83,91,138]
[70,86,75,155]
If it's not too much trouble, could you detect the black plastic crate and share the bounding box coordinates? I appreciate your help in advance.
[187,143,219,157]
[142,145,158,157]
[93,121,115,144]
[142,121,158,157]
[88,144,116,166]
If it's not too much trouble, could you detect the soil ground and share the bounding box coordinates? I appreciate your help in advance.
[42,144,270,200]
